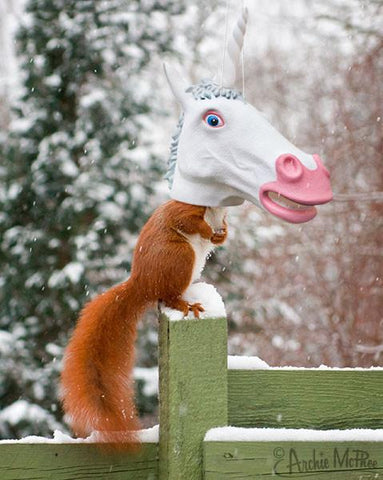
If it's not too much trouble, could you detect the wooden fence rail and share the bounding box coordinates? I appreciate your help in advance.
[228,369,383,429]
[1,306,383,479]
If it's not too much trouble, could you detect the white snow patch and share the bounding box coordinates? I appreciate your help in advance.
[9,117,33,133]
[0,400,62,432]
[227,355,383,371]
[63,262,84,283]
[60,159,79,177]
[205,427,383,442]
[256,225,284,241]
[0,330,16,355]
[0,426,159,444]
[8,183,22,199]
[48,262,84,287]
[25,272,44,288]
[272,335,285,349]
[80,89,106,109]
[0,430,98,444]
[138,424,159,443]
[134,367,158,396]
[98,202,124,221]
[44,74,61,87]
[160,282,226,321]
[228,356,270,370]
[276,302,302,325]
[45,342,62,357]
[0,400,47,425]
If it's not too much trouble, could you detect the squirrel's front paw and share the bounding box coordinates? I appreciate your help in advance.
[188,302,205,318]
[211,227,227,245]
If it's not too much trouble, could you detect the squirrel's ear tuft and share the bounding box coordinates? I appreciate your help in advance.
[163,63,189,108]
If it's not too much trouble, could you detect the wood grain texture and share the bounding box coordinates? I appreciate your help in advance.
[228,370,383,429]
[204,441,383,479]
[0,443,158,480]
[158,314,228,480]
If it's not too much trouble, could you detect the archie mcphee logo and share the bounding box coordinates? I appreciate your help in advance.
[273,446,380,477]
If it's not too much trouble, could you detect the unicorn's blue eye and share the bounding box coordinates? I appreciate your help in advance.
[203,111,224,128]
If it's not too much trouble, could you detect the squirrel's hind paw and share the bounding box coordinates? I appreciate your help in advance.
[162,298,205,319]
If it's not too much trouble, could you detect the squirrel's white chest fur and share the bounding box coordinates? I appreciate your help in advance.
[185,207,226,282]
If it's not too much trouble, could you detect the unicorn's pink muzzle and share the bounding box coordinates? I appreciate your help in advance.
[259,154,333,223]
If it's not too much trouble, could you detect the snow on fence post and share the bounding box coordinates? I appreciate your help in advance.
[158,283,228,480]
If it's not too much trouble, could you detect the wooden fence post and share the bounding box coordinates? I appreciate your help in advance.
[158,311,228,480]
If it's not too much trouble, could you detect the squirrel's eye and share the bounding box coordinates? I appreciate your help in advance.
[203,111,224,128]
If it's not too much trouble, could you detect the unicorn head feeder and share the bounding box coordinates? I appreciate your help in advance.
[165,9,332,223]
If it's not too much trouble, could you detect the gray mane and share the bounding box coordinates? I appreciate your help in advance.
[166,79,243,187]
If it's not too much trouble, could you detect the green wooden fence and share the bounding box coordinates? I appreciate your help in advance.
[1,310,382,479]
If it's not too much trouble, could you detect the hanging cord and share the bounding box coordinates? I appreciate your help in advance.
[241,0,246,99]
[241,32,246,98]
[220,0,231,88]
[332,192,383,203]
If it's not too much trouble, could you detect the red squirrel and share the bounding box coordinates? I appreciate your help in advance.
[60,200,227,446]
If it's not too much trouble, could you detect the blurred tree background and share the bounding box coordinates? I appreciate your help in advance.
[0,0,382,438]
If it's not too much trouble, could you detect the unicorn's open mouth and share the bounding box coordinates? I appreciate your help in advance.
[259,154,332,223]
[261,190,317,223]
[268,191,316,211]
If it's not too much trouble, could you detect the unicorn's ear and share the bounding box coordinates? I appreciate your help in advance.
[163,63,189,108]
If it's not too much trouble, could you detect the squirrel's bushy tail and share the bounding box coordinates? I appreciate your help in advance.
[60,278,147,448]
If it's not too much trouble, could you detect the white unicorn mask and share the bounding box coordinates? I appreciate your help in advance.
[165,10,332,223]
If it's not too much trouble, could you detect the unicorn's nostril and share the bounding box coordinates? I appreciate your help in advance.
[276,154,304,181]
[283,156,299,173]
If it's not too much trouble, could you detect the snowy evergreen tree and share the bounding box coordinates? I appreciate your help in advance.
[0,0,186,438]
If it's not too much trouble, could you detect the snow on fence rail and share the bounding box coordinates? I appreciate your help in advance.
[1,285,383,479]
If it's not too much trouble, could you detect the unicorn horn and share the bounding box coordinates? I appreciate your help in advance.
[222,7,248,88]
